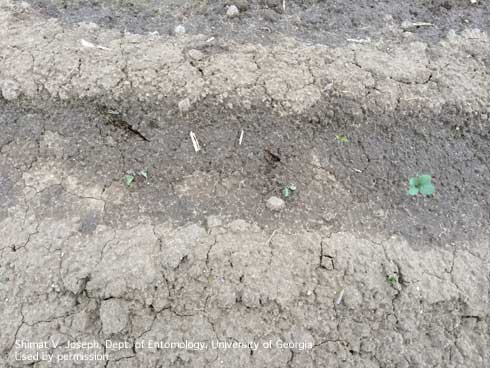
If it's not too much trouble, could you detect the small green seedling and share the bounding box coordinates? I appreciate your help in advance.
[124,174,135,187]
[335,134,349,143]
[282,183,297,198]
[387,275,397,286]
[408,175,435,196]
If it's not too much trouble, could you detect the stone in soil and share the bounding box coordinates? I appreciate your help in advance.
[174,24,186,35]
[1,79,20,101]
[266,196,285,211]
[188,49,204,61]
[178,98,192,113]
[226,5,240,18]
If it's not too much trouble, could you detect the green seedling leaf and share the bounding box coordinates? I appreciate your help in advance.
[417,175,432,186]
[388,275,397,286]
[335,134,349,143]
[124,174,135,187]
[282,183,297,198]
[419,182,435,196]
[139,169,148,179]
[408,175,435,197]
[408,186,419,196]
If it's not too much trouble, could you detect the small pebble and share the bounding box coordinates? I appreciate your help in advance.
[17,1,31,11]
[206,215,222,229]
[226,5,240,18]
[178,98,191,113]
[174,24,186,35]
[188,49,204,61]
[1,79,20,101]
[266,196,285,211]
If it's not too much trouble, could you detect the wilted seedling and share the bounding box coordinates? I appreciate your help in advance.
[335,134,349,143]
[139,169,148,180]
[282,183,297,198]
[387,275,397,286]
[408,175,435,196]
[124,169,148,187]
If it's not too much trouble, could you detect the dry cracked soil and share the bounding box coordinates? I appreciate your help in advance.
[0,0,489,367]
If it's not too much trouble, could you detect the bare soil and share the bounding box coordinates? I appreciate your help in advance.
[28,0,490,45]
[0,0,489,367]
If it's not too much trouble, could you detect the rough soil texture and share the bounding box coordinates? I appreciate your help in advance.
[1,0,489,367]
[25,0,490,45]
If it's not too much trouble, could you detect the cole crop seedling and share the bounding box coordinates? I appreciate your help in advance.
[124,174,135,187]
[335,134,349,143]
[407,175,435,196]
[124,169,148,187]
[387,275,397,286]
[282,183,297,198]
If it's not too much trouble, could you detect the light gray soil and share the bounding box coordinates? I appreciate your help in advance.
[1,0,489,367]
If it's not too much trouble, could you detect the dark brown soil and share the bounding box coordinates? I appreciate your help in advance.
[3,98,489,246]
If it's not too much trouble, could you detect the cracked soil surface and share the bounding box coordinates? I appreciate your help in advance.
[0,0,489,367]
